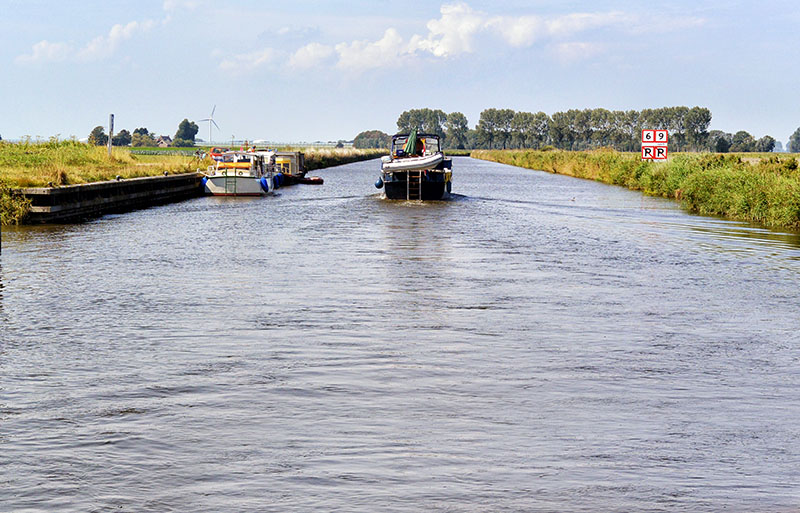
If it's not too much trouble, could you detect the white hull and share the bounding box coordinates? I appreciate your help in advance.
[203,174,272,196]
[381,153,444,172]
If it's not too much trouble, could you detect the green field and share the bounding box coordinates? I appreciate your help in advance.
[473,149,800,229]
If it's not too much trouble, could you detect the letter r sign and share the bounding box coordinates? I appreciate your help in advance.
[641,129,669,160]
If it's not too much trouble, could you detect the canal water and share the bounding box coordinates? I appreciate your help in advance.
[1,157,799,512]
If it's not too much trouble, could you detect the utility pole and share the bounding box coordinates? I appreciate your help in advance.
[108,114,114,158]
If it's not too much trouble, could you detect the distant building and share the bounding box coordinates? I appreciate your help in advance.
[156,135,173,147]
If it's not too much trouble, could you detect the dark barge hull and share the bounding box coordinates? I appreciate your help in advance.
[382,170,450,200]
[384,180,447,200]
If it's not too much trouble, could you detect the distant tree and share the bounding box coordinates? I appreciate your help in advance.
[788,127,800,153]
[133,127,150,136]
[88,126,108,146]
[131,132,156,147]
[730,130,756,152]
[0,134,3,141]
[174,119,199,143]
[396,108,447,140]
[172,138,195,147]
[465,128,481,149]
[112,129,131,146]
[511,111,535,148]
[685,107,712,151]
[476,108,500,149]
[774,140,784,152]
[354,130,390,149]
[756,135,776,153]
[496,109,515,149]
[548,110,576,150]
[444,112,469,149]
[712,132,732,153]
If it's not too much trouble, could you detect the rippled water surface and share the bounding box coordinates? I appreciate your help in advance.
[2,157,799,512]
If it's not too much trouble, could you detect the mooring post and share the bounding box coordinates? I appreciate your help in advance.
[108,113,114,158]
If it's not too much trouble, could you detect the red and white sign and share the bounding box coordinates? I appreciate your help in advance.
[642,129,668,160]
[642,145,668,160]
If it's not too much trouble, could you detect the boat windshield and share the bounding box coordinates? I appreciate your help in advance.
[392,135,440,157]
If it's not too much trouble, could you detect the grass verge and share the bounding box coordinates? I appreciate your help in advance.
[472,149,800,229]
[0,139,209,224]
[298,148,388,171]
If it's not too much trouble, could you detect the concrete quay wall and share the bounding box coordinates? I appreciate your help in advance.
[17,172,204,223]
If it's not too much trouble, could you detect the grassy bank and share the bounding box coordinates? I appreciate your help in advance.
[301,147,387,171]
[0,139,207,224]
[0,139,205,188]
[472,149,800,228]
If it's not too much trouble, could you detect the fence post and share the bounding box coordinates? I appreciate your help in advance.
[108,114,114,158]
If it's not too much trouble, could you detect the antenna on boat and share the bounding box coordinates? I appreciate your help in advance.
[199,105,220,145]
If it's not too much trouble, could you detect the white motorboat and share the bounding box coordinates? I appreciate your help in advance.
[202,151,278,196]
[376,131,452,200]
[380,152,444,172]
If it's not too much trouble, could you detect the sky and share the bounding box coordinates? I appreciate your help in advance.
[2,0,799,145]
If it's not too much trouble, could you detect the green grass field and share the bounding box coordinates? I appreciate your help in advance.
[472,149,800,229]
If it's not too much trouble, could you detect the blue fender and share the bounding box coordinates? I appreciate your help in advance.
[375,177,384,189]
[260,176,271,192]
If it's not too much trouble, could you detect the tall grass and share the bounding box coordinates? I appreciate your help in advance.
[298,147,387,171]
[472,149,800,228]
[0,138,206,188]
[0,138,209,224]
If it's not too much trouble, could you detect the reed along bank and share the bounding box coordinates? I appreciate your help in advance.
[472,149,800,229]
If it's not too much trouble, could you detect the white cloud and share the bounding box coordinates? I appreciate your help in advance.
[163,0,200,11]
[219,48,277,71]
[16,19,156,63]
[551,41,605,63]
[405,3,635,61]
[487,16,545,47]
[289,43,335,69]
[409,3,486,57]
[78,20,156,61]
[334,28,407,72]
[544,12,628,38]
[15,40,73,64]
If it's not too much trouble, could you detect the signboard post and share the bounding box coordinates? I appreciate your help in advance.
[642,129,668,160]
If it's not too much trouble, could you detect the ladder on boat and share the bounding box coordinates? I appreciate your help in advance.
[225,172,237,194]
[407,171,422,200]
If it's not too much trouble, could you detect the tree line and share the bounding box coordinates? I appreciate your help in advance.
[355,107,793,153]
[88,119,199,147]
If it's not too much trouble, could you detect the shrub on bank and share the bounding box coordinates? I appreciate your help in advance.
[472,149,800,228]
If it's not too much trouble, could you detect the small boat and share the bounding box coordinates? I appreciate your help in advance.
[376,130,452,200]
[207,147,230,162]
[201,151,278,196]
[274,151,324,185]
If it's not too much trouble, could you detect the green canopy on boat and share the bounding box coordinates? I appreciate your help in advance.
[403,128,418,155]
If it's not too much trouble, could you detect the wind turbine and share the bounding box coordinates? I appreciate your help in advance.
[199,105,220,145]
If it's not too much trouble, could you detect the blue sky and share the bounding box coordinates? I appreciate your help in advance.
[2,0,799,145]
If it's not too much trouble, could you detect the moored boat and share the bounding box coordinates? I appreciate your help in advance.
[274,151,324,185]
[376,130,452,200]
[201,151,279,196]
